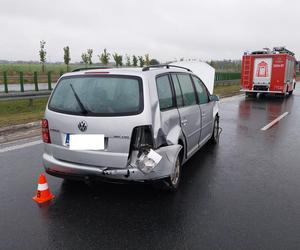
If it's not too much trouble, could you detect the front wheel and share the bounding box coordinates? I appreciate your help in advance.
[210,116,220,144]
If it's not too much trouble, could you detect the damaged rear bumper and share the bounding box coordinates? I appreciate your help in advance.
[43,145,182,181]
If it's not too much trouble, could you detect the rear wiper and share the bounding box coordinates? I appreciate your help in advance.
[69,84,90,114]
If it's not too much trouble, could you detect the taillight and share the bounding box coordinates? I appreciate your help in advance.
[42,119,51,143]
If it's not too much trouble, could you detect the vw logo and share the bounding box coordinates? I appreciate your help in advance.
[78,120,88,132]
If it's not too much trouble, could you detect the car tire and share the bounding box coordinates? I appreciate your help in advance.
[153,151,182,191]
[246,92,257,98]
[210,116,220,144]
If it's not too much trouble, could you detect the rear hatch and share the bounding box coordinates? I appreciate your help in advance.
[253,57,272,86]
[45,74,146,168]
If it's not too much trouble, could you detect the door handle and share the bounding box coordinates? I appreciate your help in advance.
[181,119,188,126]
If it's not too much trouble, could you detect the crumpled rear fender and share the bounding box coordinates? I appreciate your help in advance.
[153,144,182,178]
[165,125,182,145]
[101,144,183,181]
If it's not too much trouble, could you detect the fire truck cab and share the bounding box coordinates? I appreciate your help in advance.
[241,47,297,97]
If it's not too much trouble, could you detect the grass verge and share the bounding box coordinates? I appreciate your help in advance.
[0,98,48,128]
[213,84,241,97]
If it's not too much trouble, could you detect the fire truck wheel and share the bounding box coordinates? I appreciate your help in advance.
[246,92,257,98]
[289,90,293,95]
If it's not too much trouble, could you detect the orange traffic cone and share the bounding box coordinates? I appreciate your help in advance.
[33,173,54,203]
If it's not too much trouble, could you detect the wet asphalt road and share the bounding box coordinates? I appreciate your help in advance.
[1,87,300,250]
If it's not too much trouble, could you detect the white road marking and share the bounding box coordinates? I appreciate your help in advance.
[261,112,289,131]
[0,140,42,153]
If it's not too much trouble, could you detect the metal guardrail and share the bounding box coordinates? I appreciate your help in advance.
[0,91,51,101]
[0,80,240,101]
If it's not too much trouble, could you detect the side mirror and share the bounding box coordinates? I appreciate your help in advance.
[210,95,219,102]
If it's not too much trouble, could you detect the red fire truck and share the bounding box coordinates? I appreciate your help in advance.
[241,47,297,97]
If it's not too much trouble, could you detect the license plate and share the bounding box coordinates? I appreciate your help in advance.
[67,134,105,150]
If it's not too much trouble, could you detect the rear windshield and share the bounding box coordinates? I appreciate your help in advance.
[48,75,143,116]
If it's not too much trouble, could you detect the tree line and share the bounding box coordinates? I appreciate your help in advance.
[80,48,157,68]
[38,40,244,73]
[39,40,159,72]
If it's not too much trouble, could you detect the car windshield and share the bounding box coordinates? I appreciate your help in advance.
[48,75,143,116]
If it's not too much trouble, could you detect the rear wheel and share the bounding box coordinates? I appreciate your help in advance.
[154,151,182,191]
[246,92,257,98]
[169,156,181,189]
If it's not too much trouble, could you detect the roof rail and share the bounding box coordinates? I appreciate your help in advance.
[72,66,111,72]
[142,64,192,72]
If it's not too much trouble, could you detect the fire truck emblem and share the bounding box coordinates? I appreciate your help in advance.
[256,61,268,77]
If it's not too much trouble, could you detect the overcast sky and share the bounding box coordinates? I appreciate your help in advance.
[1,0,299,63]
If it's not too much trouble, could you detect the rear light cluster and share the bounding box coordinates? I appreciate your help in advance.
[42,119,51,143]
[130,125,154,151]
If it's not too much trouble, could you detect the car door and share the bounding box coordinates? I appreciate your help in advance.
[192,75,214,145]
[171,73,201,157]
[156,74,180,147]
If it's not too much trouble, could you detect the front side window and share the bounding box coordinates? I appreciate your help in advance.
[48,75,143,116]
[156,75,174,110]
[192,76,209,104]
[176,74,197,106]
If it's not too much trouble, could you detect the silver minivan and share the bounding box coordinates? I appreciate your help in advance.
[42,64,220,190]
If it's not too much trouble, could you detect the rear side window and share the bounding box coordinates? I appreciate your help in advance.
[171,74,184,107]
[192,76,209,104]
[48,76,143,116]
[176,74,197,106]
[156,75,174,110]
